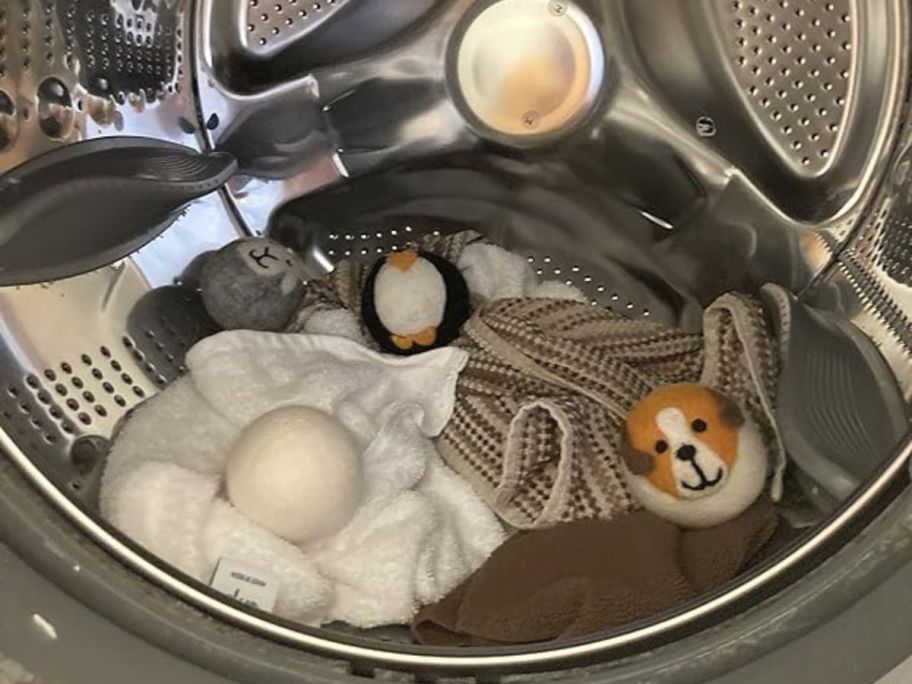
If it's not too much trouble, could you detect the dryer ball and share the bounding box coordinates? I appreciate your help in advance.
[225,406,364,545]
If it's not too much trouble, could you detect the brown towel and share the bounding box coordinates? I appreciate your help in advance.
[438,295,784,530]
[412,496,781,646]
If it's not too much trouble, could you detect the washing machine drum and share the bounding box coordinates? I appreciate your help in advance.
[1,0,911,682]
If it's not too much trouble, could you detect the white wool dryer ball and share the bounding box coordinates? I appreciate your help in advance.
[225,406,364,545]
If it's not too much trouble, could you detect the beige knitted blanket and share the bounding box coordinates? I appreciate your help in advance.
[438,296,784,530]
[289,230,784,530]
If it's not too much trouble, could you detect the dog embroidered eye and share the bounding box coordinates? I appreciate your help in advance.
[655,440,668,454]
[692,418,707,433]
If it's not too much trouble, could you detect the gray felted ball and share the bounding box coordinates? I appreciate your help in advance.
[200,237,306,331]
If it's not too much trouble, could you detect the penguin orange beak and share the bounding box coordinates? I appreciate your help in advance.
[386,249,419,271]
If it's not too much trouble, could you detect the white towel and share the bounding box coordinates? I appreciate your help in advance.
[457,242,587,303]
[101,332,506,628]
[301,308,366,344]
[457,242,539,301]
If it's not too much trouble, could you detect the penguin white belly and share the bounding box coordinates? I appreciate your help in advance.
[374,258,447,335]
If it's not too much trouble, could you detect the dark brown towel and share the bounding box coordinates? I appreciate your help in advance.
[412,496,780,645]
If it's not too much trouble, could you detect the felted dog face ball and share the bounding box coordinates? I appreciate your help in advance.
[620,383,768,528]
[362,249,471,355]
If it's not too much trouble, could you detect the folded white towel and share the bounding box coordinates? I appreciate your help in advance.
[101,332,505,628]
[302,308,366,344]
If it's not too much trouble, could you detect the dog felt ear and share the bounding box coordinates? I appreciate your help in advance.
[709,388,745,427]
[619,430,655,476]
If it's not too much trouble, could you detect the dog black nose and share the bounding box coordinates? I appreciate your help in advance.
[676,444,697,462]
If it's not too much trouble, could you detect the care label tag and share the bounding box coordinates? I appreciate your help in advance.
[209,558,279,612]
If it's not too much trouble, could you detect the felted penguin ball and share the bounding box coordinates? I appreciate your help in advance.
[200,237,306,331]
[619,383,769,529]
[362,249,471,355]
[225,406,364,545]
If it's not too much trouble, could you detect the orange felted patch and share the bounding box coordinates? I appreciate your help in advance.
[391,326,438,351]
[386,249,419,272]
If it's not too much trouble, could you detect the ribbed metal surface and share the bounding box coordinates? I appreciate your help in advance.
[810,144,912,401]
[875,213,912,288]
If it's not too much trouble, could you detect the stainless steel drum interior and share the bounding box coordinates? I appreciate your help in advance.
[0,0,911,674]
